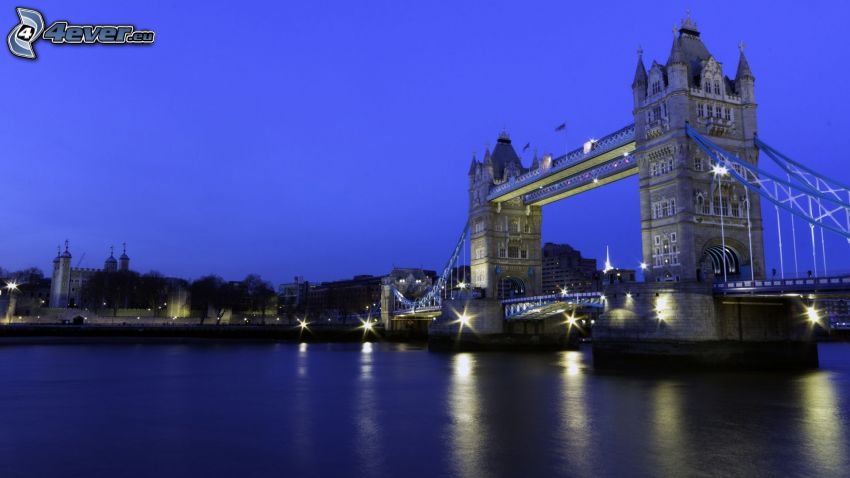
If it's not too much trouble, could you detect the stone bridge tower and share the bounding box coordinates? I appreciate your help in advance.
[468,132,543,299]
[632,15,765,283]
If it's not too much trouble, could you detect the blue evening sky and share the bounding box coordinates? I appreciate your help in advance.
[1,0,849,284]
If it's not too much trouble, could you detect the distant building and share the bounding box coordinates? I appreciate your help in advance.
[49,241,132,308]
[306,274,382,319]
[279,276,309,309]
[541,243,598,294]
[600,267,637,287]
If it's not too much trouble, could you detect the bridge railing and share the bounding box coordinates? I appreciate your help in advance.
[713,275,850,292]
[487,124,635,200]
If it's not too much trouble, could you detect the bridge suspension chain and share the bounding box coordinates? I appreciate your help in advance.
[390,221,469,312]
[686,125,850,244]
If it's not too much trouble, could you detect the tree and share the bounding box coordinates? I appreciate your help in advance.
[138,271,169,317]
[190,275,225,320]
[242,274,276,318]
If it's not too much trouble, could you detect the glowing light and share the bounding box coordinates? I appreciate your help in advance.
[593,177,599,184]
[640,262,648,270]
[361,319,374,332]
[806,306,819,324]
[298,319,309,330]
[457,281,467,289]
[362,342,373,353]
[566,314,577,326]
[454,354,473,378]
[560,288,568,296]
[626,293,632,299]
[711,164,729,176]
[459,314,470,326]
[5,281,18,292]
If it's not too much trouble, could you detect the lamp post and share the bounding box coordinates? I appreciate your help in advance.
[712,163,729,283]
[5,281,19,325]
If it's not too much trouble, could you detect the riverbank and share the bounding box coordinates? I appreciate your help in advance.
[0,324,422,343]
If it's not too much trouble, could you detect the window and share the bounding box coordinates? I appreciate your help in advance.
[654,235,661,245]
[523,221,530,233]
[707,105,713,118]
[652,81,662,95]
[694,157,703,171]
[662,102,667,117]
[508,245,519,259]
[669,198,676,214]
[498,245,507,258]
[671,232,677,242]
[724,108,732,121]
[510,219,520,234]
[473,221,484,234]
[714,105,721,118]
[714,81,720,95]
[650,163,657,176]
[475,248,485,260]
[520,249,528,259]
[697,104,704,118]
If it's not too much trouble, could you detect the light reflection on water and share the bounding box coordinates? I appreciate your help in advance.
[449,353,483,478]
[0,343,849,477]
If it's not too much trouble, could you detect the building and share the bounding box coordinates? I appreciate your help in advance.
[599,268,636,287]
[632,15,765,282]
[279,276,309,309]
[306,274,382,320]
[49,241,132,308]
[541,243,598,294]
[467,132,543,298]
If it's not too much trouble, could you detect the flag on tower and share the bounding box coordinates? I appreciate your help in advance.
[554,123,566,133]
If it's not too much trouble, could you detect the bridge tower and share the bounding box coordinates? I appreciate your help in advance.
[633,15,765,282]
[468,132,543,299]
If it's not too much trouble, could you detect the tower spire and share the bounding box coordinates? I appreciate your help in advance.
[736,41,754,81]
[632,46,647,87]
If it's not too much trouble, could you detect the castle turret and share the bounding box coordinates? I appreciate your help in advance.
[49,241,72,308]
[735,42,755,104]
[631,47,647,105]
[104,246,118,272]
[119,243,130,271]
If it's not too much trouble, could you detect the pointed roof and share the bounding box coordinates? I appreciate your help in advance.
[60,240,71,259]
[632,47,647,87]
[530,149,539,170]
[468,153,479,176]
[735,42,754,81]
[667,35,686,66]
[119,242,129,261]
[105,246,117,264]
[489,131,524,180]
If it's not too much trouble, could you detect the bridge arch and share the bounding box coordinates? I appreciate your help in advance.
[497,276,526,300]
[702,244,740,278]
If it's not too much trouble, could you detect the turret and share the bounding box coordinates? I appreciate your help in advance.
[631,47,647,105]
[119,243,130,271]
[735,42,755,104]
[666,31,688,91]
[49,240,72,308]
[468,153,479,177]
[104,246,118,272]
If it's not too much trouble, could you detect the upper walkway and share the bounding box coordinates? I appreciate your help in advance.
[487,124,637,206]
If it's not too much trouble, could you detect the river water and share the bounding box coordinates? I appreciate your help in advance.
[0,340,848,477]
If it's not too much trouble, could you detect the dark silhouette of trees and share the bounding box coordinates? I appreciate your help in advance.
[138,272,169,317]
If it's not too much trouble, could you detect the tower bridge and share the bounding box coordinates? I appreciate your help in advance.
[383,15,850,366]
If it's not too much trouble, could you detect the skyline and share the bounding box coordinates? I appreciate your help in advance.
[2,1,850,284]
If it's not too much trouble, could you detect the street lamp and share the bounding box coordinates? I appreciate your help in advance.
[5,281,19,325]
[712,162,730,282]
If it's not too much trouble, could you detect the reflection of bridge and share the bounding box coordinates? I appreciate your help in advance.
[383,15,850,365]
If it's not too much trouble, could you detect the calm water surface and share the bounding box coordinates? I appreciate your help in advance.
[1,341,849,477]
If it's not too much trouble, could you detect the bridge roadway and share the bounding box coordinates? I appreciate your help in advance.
[487,124,636,206]
[499,276,850,321]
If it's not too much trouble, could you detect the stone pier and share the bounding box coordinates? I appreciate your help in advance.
[593,281,818,369]
[428,298,576,350]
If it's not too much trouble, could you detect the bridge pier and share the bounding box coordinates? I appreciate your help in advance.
[594,281,818,369]
[428,298,576,350]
